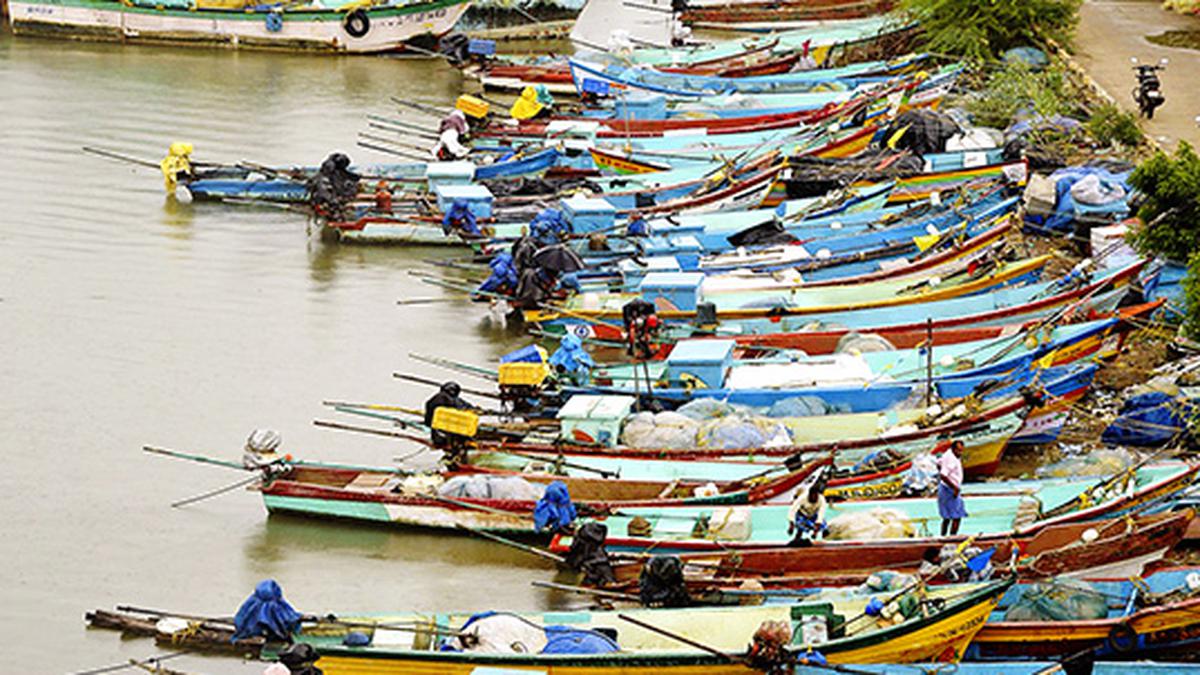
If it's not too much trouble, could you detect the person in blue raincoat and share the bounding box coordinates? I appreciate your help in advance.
[476,251,519,298]
[529,208,570,246]
[534,480,576,533]
[549,333,594,385]
[232,579,304,643]
[443,199,481,239]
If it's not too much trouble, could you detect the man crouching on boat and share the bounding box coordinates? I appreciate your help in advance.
[937,440,967,536]
[787,470,829,546]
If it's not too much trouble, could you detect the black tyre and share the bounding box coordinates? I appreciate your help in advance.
[343,9,370,39]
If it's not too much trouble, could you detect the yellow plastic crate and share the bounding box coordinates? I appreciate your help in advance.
[456,95,490,120]
[431,407,479,437]
[498,362,548,387]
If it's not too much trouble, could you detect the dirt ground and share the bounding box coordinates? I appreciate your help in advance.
[1075,0,1200,151]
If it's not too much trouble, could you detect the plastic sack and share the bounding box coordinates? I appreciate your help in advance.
[438,475,541,501]
[901,453,939,496]
[1003,579,1110,622]
[1070,173,1127,206]
[825,508,915,541]
[677,398,744,420]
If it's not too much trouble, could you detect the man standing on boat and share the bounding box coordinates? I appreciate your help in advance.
[937,440,967,536]
[787,470,828,547]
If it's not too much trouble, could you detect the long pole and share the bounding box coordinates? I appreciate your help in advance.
[924,317,933,408]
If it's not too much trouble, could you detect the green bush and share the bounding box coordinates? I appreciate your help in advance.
[1127,142,1200,261]
[1184,252,1200,337]
[1086,104,1143,147]
[964,62,1073,129]
[900,0,1083,62]
[1128,143,1200,334]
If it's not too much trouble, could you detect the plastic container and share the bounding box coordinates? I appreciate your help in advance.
[561,195,617,234]
[456,94,490,118]
[498,362,548,387]
[639,272,705,312]
[434,184,493,219]
[425,161,476,188]
[557,394,635,446]
[664,338,736,389]
[432,408,479,437]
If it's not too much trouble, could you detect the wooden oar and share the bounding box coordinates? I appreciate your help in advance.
[357,140,428,162]
[616,613,739,662]
[394,372,502,400]
[143,445,247,471]
[453,524,565,563]
[115,605,235,625]
[171,473,262,509]
[314,419,431,445]
[72,652,188,675]
[533,580,639,602]
[82,146,161,169]
[390,96,448,118]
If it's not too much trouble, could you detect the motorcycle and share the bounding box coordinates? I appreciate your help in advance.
[1131,57,1168,119]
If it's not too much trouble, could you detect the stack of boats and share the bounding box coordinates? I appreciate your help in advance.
[88,10,1200,675]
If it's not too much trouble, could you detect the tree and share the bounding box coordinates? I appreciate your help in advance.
[900,0,1083,62]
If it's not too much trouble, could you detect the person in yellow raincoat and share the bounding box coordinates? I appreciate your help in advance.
[510,84,554,121]
[160,142,194,192]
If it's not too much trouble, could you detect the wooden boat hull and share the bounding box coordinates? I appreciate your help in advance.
[312,581,1012,671]
[7,0,470,52]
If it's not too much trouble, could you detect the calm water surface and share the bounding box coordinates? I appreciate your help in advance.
[0,30,562,673]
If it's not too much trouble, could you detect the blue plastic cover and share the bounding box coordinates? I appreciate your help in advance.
[581,78,611,96]
[1101,391,1194,446]
[541,626,620,654]
[501,344,545,364]
[533,481,577,532]
[232,579,303,642]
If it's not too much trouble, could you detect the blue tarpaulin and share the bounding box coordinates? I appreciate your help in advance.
[542,626,621,654]
[232,579,303,642]
[1101,391,1195,446]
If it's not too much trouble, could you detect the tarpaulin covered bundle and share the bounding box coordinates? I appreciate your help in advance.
[639,555,691,607]
[442,612,619,654]
[442,199,480,236]
[478,251,519,295]
[1003,579,1110,622]
[542,626,621,654]
[1101,391,1196,446]
[533,480,577,532]
[438,474,542,501]
[882,109,960,156]
[232,579,303,642]
[565,521,616,586]
[1038,166,1131,232]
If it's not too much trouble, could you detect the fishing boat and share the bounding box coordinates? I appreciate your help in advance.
[548,462,1199,554]
[254,457,825,534]
[5,0,472,53]
[968,566,1200,660]
[87,578,1013,669]
[602,510,1195,593]
[680,0,893,27]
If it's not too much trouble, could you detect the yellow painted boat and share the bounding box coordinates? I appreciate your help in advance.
[304,580,1012,673]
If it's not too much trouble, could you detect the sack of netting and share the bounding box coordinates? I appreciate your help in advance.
[1003,579,1110,622]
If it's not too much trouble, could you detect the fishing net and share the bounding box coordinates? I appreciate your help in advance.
[766,396,843,418]
[1035,447,1135,478]
[825,508,915,541]
[1002,579,1110,622]
[620,411,700,449]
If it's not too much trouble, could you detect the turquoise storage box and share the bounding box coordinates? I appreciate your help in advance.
[644,235,702,270]
[613,94,668,120]
[557,394,635,447]
[561,195,617,234]
[425,161,477,189]
[435,184,493,219]
[639,271,704,312]
[664,339,735,389]
[619,255,680,292]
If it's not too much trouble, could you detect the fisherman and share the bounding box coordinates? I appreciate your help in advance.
[787,471,828,547]
[431,109,471,161]
[442,199,482,239]
[937,440,967,536]
[307,152,360,219]
[622,298,661,360]
[510,84,554,122]
[424,381,473,463]
[513,265,560,312]
[160,141,195,193]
